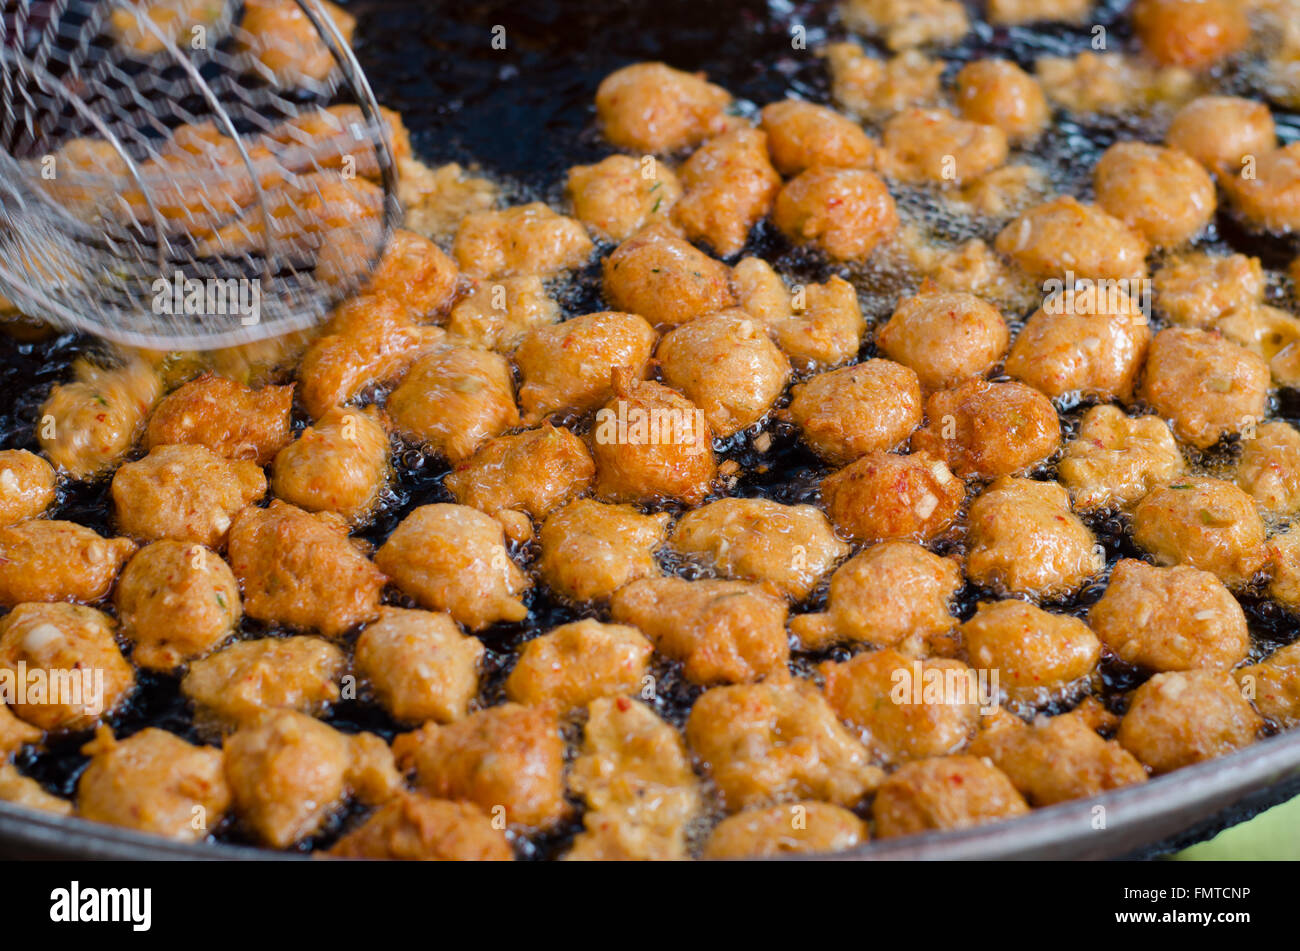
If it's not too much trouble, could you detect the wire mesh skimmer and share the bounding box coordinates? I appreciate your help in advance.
[0,0,400,349]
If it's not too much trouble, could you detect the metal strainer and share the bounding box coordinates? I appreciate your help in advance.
[0,0,399,349]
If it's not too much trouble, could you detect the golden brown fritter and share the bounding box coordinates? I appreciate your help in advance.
[871,756,1028,839]
[610,576,789,685]
[112,444,266,548]
[0,450,56,526]
[374,503,528,631]
[77,727,230,841]
[145,373,294,465]
[0,520,135,607]
[114,540,240,672]
[182,636,346,727]
[0,603,133,731]
[354,607,484,725]
[394,702,569,831]
[227,500,385,638]
[505,620,653,711]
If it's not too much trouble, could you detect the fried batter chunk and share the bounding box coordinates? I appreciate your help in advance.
[1221,143,1300,233]
[0,762,69,815]
[968,711,1147,806]
[821,649,981,763]
[453,203,593,280]
[790,541,961,650]
[610,577,789,684]
[1118,670,1260,774]
[394,702,569,831]
[374,503,529,631]
[590,372,717,505]
[112,444,265,548]
[330,794,513,861]
[566,697,700,860]
[297,295,445,419]
[0,703,41,758]
[871,755,1028,838]
[703,802,867,858]
[961,600,1101,700]
[1141,329,1271,449]
[911,379,1060,480]
[355,607,483,725]
[77,727,230,841]
[0,520,135,607]
[444,425,595,523]
[1236,421,1300,516]
[0,450,56,526]
[672,127,781,257]
[733,259,867,370]
[773,166,899,260]
[515,311,657,424]
[271,406,389,525]
[39,358,161,480]
[880,107,1008,185]
[995,196,1149,282]
[839,0,970,50]
[685,677,884,811]
[506,620,652,711]
[669,498,848,601]
[225,710,399,848]
[444,275,560,353]
[759,99,876,175]
[1132,0,1248,71]
[595,62,733,153]
[1166,96,1276,175]
[820,450,966,544]
[227,500,385,638]
[954,59,1049,143]
[825,43,944,119]
[1093,141,1216,247]
[785,359,922,464]
[1005,296,1151,403]
[875,287,1009,392]
[602,223,736,328]
[1131,478,1268,589]
[238,0,355,84]
[0,603,133,731]
[1153,253,1265,330]
[536,499,670,603]
[114,540,240,672]
[657,312,791,437]
[965,477,1100,598]
[145,372,294,465]
[386,346,519,463]
[361,228,459,320]
[181,635,346,727]
[566,155,683,242]
[1057,406,1183,512]
[1237,641,1300,729]
[1088,559,1248,673]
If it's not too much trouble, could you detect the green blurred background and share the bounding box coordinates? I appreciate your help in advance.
[1176,796,1300,860]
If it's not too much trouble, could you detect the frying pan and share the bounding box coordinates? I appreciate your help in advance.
[3,0,1300,860]
[3,725,1300,859]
